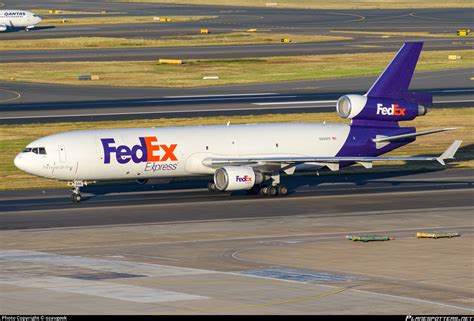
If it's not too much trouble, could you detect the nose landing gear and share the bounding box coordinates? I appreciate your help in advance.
[69,180,84,203]
[71,192,82,203]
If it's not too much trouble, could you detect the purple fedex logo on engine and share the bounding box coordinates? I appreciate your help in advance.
[351,97,419,122]
[101,136,177,164]
[236,175,252,183]
[376,103,406,116]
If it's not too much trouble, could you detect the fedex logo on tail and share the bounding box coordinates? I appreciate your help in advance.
[376,103,406,116]
[101,137,177,164]
[236,175,252,183]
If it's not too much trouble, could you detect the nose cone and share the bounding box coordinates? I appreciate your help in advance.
[14,152,38,175]
[13,154,24,171]
[14,153,27,172]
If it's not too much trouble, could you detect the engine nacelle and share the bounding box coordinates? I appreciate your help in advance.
[214,166,263,191]
[336,94,429,122]
[0,25,8,32]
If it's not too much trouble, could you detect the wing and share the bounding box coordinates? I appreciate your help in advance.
[202,140,462,172]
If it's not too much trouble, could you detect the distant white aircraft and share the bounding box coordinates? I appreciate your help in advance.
[14,42,462,203]
[0,10,42,32]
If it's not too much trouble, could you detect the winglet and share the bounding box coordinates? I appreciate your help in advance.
[436,140,462,165]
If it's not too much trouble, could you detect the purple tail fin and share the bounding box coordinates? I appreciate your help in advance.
[366,42,432,106]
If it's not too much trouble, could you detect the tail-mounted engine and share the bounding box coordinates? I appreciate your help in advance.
[336,43,434,124]
[336,94,430,123]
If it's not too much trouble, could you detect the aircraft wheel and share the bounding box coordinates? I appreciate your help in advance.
[266,186,277,197]
[277,185,288,196]
[207,181,217,192]
[71,193,82,203]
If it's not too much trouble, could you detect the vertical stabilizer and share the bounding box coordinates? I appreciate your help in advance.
[366,42,431,106]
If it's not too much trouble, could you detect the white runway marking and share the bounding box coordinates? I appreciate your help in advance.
[1,99,471,121]
[436,89,474,93]
[0,275,206,303]
[1,250,472,311]
[144,95,296,103]
[0,250,212,277]
[253,100,337,105]
[0,103,330,120]
[433,99,474,104]
[164,93,277,98]
[0,250,210,303]
[254,99,474,106]
[0,88,21,103]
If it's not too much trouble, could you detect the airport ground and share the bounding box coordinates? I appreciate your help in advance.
[0,0,473,315]
[0,170,473,314]
[1,50,471,88]
[0,67,472,123]
[1,1,473,63]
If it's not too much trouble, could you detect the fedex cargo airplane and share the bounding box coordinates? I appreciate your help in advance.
[14,42,462,203]
[0,10,42,32]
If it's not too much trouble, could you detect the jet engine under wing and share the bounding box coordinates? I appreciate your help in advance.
[202,140,462,171]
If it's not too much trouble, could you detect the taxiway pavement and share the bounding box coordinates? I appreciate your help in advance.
[1,169,472,314]
[0,68,472,124]
[1,169,472,230]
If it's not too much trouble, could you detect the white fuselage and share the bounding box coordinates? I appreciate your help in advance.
[0,10,42,30]
[14,123,351,182]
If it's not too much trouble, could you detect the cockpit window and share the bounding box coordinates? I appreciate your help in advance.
[24,147,46,154]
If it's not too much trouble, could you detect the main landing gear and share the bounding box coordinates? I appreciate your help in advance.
[207,180,218,193]
[258,184,288,197]
[207,180,289,197]
[69,180,84,203]
[257,173,288,197]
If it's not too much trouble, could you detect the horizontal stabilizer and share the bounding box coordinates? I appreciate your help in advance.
[373,128,458,149]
